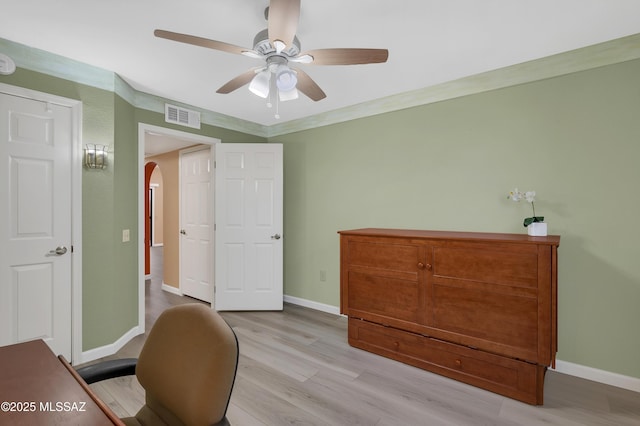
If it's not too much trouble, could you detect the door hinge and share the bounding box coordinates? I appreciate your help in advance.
[71,245,74,253]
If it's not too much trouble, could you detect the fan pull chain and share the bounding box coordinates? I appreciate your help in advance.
[266,85,273,109]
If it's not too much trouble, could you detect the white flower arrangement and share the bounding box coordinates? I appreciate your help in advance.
[508,188,544,227]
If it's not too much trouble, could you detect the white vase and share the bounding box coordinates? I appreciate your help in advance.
[527,222,547,236]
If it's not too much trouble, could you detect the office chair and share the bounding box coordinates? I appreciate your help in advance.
[77,304,239,426]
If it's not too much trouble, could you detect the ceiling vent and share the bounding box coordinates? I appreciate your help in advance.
[165,104,201,129]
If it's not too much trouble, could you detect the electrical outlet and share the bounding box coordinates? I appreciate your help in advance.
[122,229,130,242]
[320,270,327,282]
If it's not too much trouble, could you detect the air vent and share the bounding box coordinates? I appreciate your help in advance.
[165,104,201,129]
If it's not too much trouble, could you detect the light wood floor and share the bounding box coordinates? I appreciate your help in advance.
[88,247,640,425]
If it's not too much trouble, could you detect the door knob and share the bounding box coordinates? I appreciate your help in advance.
[49,246,68,256]
[271,234,281,240]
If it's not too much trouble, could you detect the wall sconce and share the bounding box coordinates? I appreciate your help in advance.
[0,53,16,75]
[85,144,108,169]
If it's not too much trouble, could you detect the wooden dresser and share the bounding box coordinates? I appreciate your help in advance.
[339,228,560,405]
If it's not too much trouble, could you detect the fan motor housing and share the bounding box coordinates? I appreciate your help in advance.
[252,28,301,57]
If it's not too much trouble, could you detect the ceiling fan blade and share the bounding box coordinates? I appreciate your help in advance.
[268,0,300,49]
[154,29,249,56]
[301,48,389,65]
[294,69,326,101]
[216,68,262,94]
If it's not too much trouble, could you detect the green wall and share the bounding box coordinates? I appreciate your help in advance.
[274,58,640,379]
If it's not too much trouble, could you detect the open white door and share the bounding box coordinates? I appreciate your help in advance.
[214,143,283,311]
[0,90,74,359]
[180,147,213,303]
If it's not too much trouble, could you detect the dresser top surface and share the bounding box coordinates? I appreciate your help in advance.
[338,228,560,246]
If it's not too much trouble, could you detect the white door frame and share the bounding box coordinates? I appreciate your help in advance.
[0,82,83,363]
[137,124,219,329]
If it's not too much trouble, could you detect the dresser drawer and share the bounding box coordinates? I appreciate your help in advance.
[348,318,545,404]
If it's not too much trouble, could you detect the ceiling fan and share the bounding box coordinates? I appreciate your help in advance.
[154,0,388,108]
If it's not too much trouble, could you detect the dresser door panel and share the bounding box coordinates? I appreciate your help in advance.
[343,238,424,324]
[429,245,540,360]
[346,239,419,273]
[432,244,538,288]
[348,271,420,323]
[431,279,538,361]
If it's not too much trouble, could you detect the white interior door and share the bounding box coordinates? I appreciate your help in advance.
[215,143,283,311]
[180,147,213,303]
[0,91,73,359]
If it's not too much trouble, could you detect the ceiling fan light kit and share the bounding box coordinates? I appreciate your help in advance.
[154,0,388,118]
[278,87,299,102]
[275,65,297,91]
[248,70,271,98]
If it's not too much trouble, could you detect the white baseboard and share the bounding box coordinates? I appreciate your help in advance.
[162,282,183,296]
[552,360,640,393]
[77,325,144,365]
[284,294,640,394]
[283,294,341,315]
[77,284,178,366]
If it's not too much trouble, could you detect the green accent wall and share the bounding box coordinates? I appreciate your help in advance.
[273,58,640,379]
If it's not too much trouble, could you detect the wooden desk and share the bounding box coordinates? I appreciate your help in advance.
[0,339,124,425]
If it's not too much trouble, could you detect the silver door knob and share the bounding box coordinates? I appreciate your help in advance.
[271,234,281,240]
[49,246,68,255]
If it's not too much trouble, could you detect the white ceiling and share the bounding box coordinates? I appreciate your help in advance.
[2,1,640,128]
